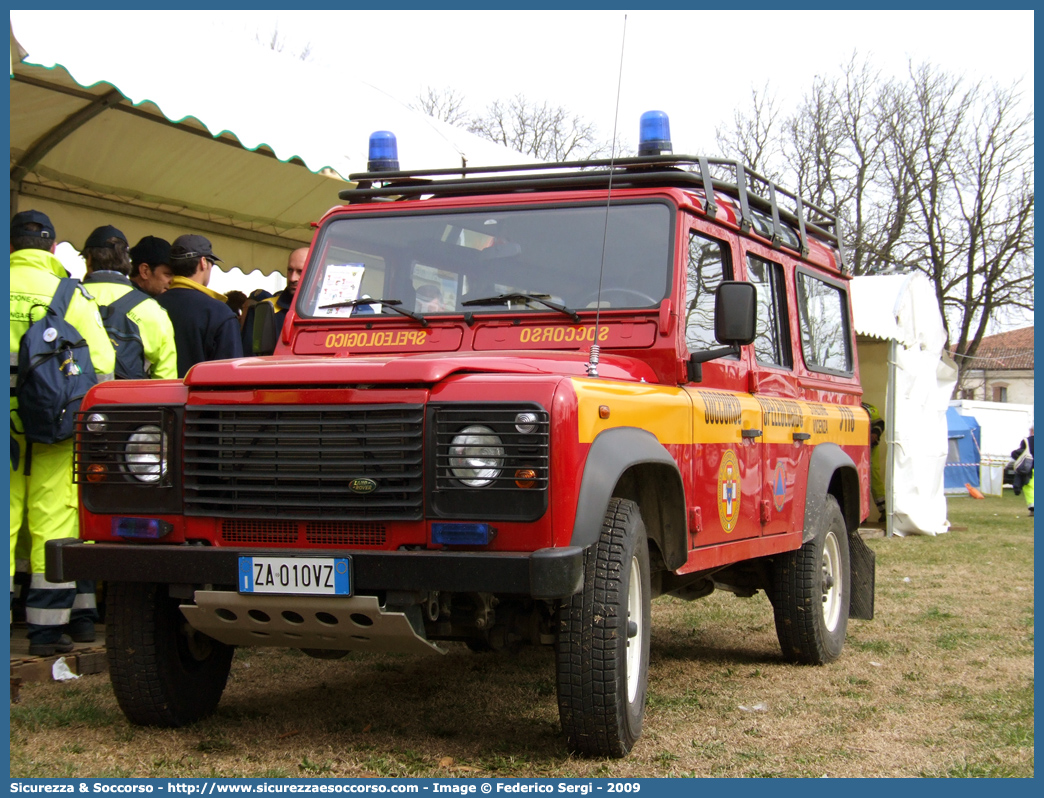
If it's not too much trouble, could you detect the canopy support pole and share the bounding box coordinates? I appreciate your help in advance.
[10,87,124,187]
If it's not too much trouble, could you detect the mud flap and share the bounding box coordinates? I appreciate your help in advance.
[848,532,875,620]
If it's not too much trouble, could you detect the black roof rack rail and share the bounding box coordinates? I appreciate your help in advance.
[341,155,846,272]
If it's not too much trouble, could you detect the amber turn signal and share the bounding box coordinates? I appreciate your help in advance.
[514,469,538,489]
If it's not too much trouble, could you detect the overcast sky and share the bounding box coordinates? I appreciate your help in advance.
[216,8,1034,155]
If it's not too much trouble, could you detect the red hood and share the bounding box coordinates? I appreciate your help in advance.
[184,350,659,387]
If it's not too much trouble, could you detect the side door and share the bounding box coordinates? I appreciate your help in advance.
[681,225,763,547]
[742,249,804,536]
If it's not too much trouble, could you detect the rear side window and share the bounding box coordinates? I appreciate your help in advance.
[746,254,792,369]
[796,271,853,374]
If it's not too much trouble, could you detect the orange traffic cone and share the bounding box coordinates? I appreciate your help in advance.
[966,483,985,499]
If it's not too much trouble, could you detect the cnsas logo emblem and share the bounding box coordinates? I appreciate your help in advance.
[717,449,740,532]
[348,478,377,494]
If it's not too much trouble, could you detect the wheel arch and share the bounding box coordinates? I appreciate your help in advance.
[804,442,861,543]
[570,427,687,571]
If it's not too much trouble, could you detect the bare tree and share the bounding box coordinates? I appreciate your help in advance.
[412,86,469,127]
[715,85,784,180]
[468,94,611,161]
[717,57,1033,387]
[255,25,312,61]
[924,79,1034,377]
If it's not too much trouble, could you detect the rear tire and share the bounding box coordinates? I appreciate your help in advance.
[556,498,651,757]
[107,582,233,727]
[771,495,850,664]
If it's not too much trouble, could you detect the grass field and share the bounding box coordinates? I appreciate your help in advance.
[10,492,1034,778]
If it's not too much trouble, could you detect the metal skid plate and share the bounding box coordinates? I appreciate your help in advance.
[180,591,444,655]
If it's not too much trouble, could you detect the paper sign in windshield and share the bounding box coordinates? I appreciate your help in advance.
[315,264,366,317]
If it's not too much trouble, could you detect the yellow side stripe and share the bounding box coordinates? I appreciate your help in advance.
[573,379,868,446]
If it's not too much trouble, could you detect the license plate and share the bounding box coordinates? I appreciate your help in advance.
[238,556,351,596]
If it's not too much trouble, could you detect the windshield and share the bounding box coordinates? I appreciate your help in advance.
[297,202,673,319]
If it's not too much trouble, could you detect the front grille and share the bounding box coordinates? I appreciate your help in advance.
[219,519,387,546]
[306,521,386,546]
[184,404,423,520]
[220,519,297,544]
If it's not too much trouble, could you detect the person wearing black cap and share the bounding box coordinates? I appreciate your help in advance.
[155,234,243,377]
[80,225,178,380]
[10,210,116,656]
[129,235,174,297]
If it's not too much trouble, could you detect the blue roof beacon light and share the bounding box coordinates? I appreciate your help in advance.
[367,130,400,172]
[638,110,672,156]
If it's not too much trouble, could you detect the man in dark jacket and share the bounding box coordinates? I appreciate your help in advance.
[241,247,307,355]
[155,234,242,377]
[1010,428,1034,517]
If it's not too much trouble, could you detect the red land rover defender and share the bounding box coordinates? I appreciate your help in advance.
[48,111,874,758]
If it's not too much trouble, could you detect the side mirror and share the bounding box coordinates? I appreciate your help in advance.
[252,301,278,356]
[686,281,757,383]
[714,281,757,346]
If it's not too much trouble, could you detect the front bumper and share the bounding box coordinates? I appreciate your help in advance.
[45,539,584,600]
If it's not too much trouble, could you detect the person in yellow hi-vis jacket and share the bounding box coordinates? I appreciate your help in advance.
[79,225,177,380]
[10,210,116,656]
[863,402,886,521]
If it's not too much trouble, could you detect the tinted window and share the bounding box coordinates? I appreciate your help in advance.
[796,272,852,373]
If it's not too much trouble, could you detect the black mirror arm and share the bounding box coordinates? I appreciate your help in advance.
[687,344,741,383]
[689,344,741,365]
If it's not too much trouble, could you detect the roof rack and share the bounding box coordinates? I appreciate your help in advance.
[341,155,847,273]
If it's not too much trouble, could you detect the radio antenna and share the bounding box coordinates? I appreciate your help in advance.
[587,13,628,379]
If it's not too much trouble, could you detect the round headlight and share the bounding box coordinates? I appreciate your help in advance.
[125,424,167,483]
[449,425,504,487]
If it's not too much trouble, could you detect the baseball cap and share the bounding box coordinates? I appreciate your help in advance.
[171,234,222,263]
[129,236,172,267]
[10,210,56,241]
[84,225,128,249]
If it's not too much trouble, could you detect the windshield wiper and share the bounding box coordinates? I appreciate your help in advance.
[318,297,428,327]
[461,293,581,323]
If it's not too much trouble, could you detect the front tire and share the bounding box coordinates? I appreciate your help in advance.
[107,582,234,727]
[771,495,850,664]
[556,498,651,757]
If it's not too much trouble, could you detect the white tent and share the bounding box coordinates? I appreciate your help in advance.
[10,10,533,283]
[851,273,958,536]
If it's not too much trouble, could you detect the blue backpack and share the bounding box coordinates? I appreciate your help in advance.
[95,286,149,379]
[13,278,99,445]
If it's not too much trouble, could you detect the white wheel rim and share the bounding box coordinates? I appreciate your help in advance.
[821,531,842,632]
[625,555,643,703]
